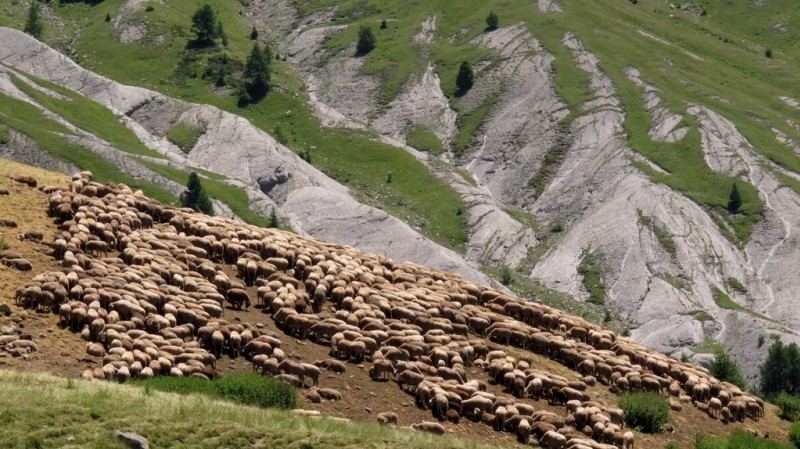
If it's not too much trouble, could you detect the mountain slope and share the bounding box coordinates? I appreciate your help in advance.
[4,0,800,381]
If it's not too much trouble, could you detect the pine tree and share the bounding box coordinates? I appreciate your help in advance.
[486,11,499,31]
[190,4,217,46]
[709,351,746,389]
[216,20,228,47]
[243,43,271,103]
[380,19,387,30]
[24,1,43,40]
[728,182,742,213]
[761,340,788,397]
[180,172,214,215]
[250,26,259,40]
[456,60,474,93]
[268,206,279,228]
[356,26,376,55]
[105,13,111,22]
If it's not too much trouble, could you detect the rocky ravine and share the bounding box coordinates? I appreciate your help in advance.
[0,27,492,286]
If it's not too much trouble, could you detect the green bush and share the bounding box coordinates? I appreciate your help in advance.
[775,394,800,421]
[790,422,800,448]
[619,392,669,433]
[133,373,297,410]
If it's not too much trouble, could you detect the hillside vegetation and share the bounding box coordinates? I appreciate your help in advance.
[0,370,502,449]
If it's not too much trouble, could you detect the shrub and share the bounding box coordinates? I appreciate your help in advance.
[133,373,297,409]
[665,443,679,449]
[485,11,498,31]
[619,392,669,433]
[456,61,474,93]
[766,48,773,58]
[356,26,376,55]
[790,422,800,448]
[775,394,800,421]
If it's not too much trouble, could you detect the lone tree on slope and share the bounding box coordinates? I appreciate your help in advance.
[486,11,499,31]
[24,1,44,40]
[456,60,474,94]
[727,182,742,213]
[190,4,218,46]
[240,43,271,104]
[356,25,376,55]
[180,172,214,215]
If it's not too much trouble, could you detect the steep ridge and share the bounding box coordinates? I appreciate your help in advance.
[0,27,491,285]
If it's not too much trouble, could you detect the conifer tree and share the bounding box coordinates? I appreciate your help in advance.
[486,11,499,31]
[24,1,44,40]
[242,43,271,103]
[356,26,376,55]
[456,60,474,93]
[180,172,214,215]
[728,182,742,213]
[190,4,217,46]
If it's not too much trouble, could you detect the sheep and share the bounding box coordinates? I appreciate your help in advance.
[318,388,342,401]
[1,258,32,271]
[410,421,445,435]
[377,412,400,426]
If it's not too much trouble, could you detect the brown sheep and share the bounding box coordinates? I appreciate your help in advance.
[0,218,17,228]
[2,258,32,271]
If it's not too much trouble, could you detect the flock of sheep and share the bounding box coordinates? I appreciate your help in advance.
[4,171,767,449]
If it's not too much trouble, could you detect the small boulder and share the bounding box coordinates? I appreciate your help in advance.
[114,430,149,449]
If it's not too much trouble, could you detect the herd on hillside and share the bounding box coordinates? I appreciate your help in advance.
[0,171,766,449]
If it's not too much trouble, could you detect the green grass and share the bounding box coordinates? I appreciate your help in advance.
[167,121,206,153]
[726,277,748,295]
[137,160,272,228]
[503,206,539,232]
[9,74,165,160]
[696,429,794,449]
[578,250,605,305]
[638,213,677,258]
[694,337,724,355]
[683,310,713,322]
[527,126,571,197]
[711,286,775,322]
[405,126,444,155]
[452,93,499,155]
[454,166,477,187]
[0,92,176,204]
[132,373,297,410]
[0,370,504,449]
[657,273,686,291]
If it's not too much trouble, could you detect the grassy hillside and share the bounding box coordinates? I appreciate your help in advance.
[0,370,502,449]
